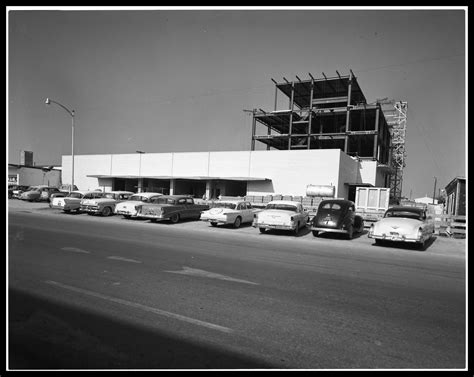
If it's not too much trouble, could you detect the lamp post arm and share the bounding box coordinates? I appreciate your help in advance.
[47,99,75,117]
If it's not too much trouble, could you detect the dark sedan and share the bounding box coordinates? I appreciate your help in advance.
[309,199,364,240]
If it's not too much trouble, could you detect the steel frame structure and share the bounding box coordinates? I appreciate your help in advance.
[249,71,392,165]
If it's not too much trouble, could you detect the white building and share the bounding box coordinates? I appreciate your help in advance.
[8,164,61,187]
[62,149,389,201]
[414,196,438,205]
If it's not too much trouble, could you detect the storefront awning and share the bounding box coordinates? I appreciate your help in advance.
[87,175,270,181]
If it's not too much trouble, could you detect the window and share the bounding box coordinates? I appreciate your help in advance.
[321,202,342,211]
[266,203,298,212]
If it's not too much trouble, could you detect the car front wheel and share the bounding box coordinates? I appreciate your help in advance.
[259,227,266,234]
[312,230,319,237]
[102,207,112,216]
[170,214,180,223]
[233,216,242,228]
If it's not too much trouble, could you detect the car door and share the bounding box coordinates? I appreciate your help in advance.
[242,202,253,223]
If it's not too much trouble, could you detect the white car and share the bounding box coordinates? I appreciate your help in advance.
[80,191,134,216]
[200,200,259,228]
[49,190,104,213]
[252,200,309,235]
[368,206,435,249]
[114,192,163,218]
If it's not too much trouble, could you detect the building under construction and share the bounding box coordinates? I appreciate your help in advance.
[249,70,405,201]
[60,71,406,201]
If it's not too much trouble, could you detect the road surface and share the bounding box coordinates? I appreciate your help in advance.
[8,202,466,370]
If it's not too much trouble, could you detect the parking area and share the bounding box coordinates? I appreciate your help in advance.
[7,198,466,258]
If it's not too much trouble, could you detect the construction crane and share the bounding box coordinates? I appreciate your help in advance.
[376,98,408,203]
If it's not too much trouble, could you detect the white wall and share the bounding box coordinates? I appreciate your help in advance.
[65,149,380,198]
[338,153,361,199]
[62,154,112,191]
[172,152,210,177]
[140,153,173,176]
[9,166,61,187]
[248,149,341,197]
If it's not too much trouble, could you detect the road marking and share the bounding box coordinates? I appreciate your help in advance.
[44,280,233,334]
[107,256,142,263]
[165,266,259,285]
[61,247,90,254]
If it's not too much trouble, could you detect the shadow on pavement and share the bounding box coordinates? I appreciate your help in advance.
[8,289,274,370]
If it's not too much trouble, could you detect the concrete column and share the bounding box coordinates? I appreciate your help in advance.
[205,180,212,200]
[169,179,175,195]
[137,178,143,193]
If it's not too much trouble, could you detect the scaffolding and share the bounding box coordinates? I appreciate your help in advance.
[379,100,408,202]
[249,71,392,165]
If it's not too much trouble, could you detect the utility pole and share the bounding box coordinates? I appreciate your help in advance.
[432,176,437,204]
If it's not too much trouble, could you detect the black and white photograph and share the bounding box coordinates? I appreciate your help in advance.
[7,6,467,371]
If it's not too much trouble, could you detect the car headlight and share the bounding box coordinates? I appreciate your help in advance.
[417,228,423,240]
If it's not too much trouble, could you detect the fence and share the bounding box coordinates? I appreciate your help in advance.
[432,215,466,238]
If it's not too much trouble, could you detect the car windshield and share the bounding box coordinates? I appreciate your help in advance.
[384,209,424,221]
[212,202,237,210]
[67,192,83,199]
[265,203,298,212]
[151,197,177,205]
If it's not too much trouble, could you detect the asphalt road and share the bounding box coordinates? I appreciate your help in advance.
[7,200,466,370]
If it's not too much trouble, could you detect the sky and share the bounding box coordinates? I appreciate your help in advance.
[7,6,466,199]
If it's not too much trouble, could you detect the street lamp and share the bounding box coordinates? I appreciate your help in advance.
[45,98,75,192]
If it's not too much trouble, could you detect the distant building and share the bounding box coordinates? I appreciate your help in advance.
[414,196,438,205]
[445,176,466,216]
[8,164,61,187]
[20,150,34,167]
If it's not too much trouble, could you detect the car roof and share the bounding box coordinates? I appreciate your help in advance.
[107,191,134,194]
[387,206,424,213]
[267,200,301,206]
[319,199,354,206]
[131,192,163,197]
[159,195,192,199]
[214,200,244,204]
[72,190,100,195]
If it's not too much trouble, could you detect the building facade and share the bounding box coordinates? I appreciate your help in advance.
[62,149,389,201]
[445,176,466,216]
[8,164,61,187]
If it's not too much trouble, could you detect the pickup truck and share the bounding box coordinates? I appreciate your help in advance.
[136,195,209,223]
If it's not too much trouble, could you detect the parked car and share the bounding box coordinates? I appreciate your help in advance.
[19,185,61,202]
[8,185,30,199]
[309,199,364,239]
[252,200,309,235]
[200,200,259,228]
[80,191,134,216]
[136,195,209,223]
[368,206,435,249]
[58,183,79,193]
[114,192,163,219]
[50,190,105,213]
